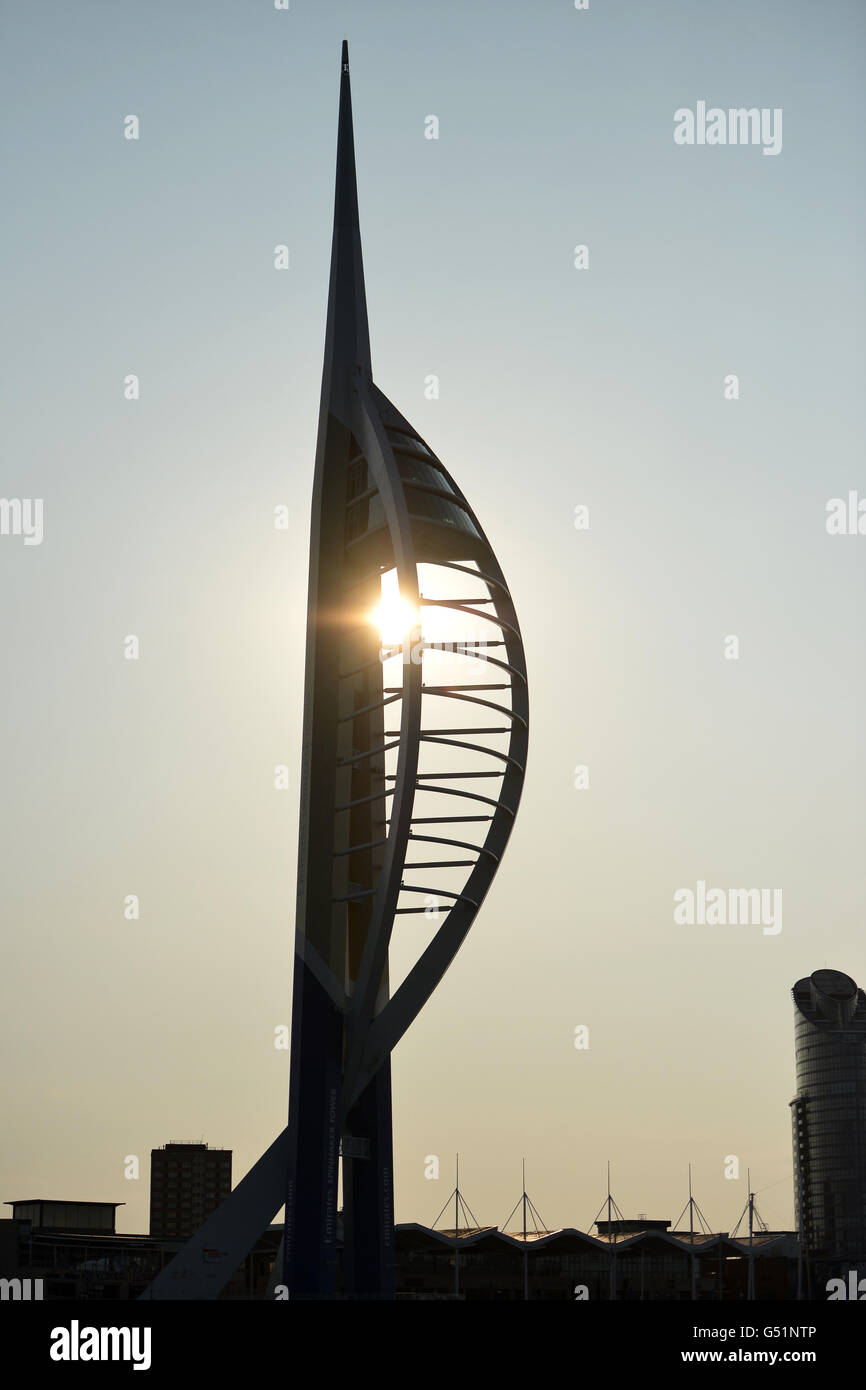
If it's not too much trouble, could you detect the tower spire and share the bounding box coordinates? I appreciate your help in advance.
[323,39,371,417]
[138,43,528,1303]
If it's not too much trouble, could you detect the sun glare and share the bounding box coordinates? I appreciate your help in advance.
[370,593,420,645]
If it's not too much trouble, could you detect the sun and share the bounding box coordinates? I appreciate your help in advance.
[369,593,420,645]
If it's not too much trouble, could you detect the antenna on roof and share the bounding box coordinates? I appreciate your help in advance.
[589,1159,627,1233]
[672,1164,714,1298]
[430,1155,482,1299]
[588,1162,627,1301]
[500,1159,551,1301]
[731,1167,769,1300]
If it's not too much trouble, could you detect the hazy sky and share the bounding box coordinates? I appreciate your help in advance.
[2,0,864,1240]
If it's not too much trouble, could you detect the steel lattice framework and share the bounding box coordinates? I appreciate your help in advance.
[141,41,527,1302]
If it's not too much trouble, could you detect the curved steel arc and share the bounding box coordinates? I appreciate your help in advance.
[408,832,500,862]
[344,536,528,1108]
[412,782,512,812]
[415,556,514,595]
[407,687,526,725]
[341,387,530,1112]
[418,734,525,771]
[419,600,523,641]
[422,645,528,685]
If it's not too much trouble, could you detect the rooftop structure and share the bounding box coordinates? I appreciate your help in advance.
[4,1200,122,1234]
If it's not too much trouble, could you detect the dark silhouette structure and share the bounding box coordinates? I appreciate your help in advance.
[139,41,527,1300]
[284,39,528,1299]
[791,969,866,1276]
[5,1216,797,1302]
[149,1143,231,1241]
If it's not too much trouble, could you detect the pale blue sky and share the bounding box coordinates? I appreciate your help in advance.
[1,0,864,1237]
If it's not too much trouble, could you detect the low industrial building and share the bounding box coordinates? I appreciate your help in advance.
[1,1202,799,1300]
